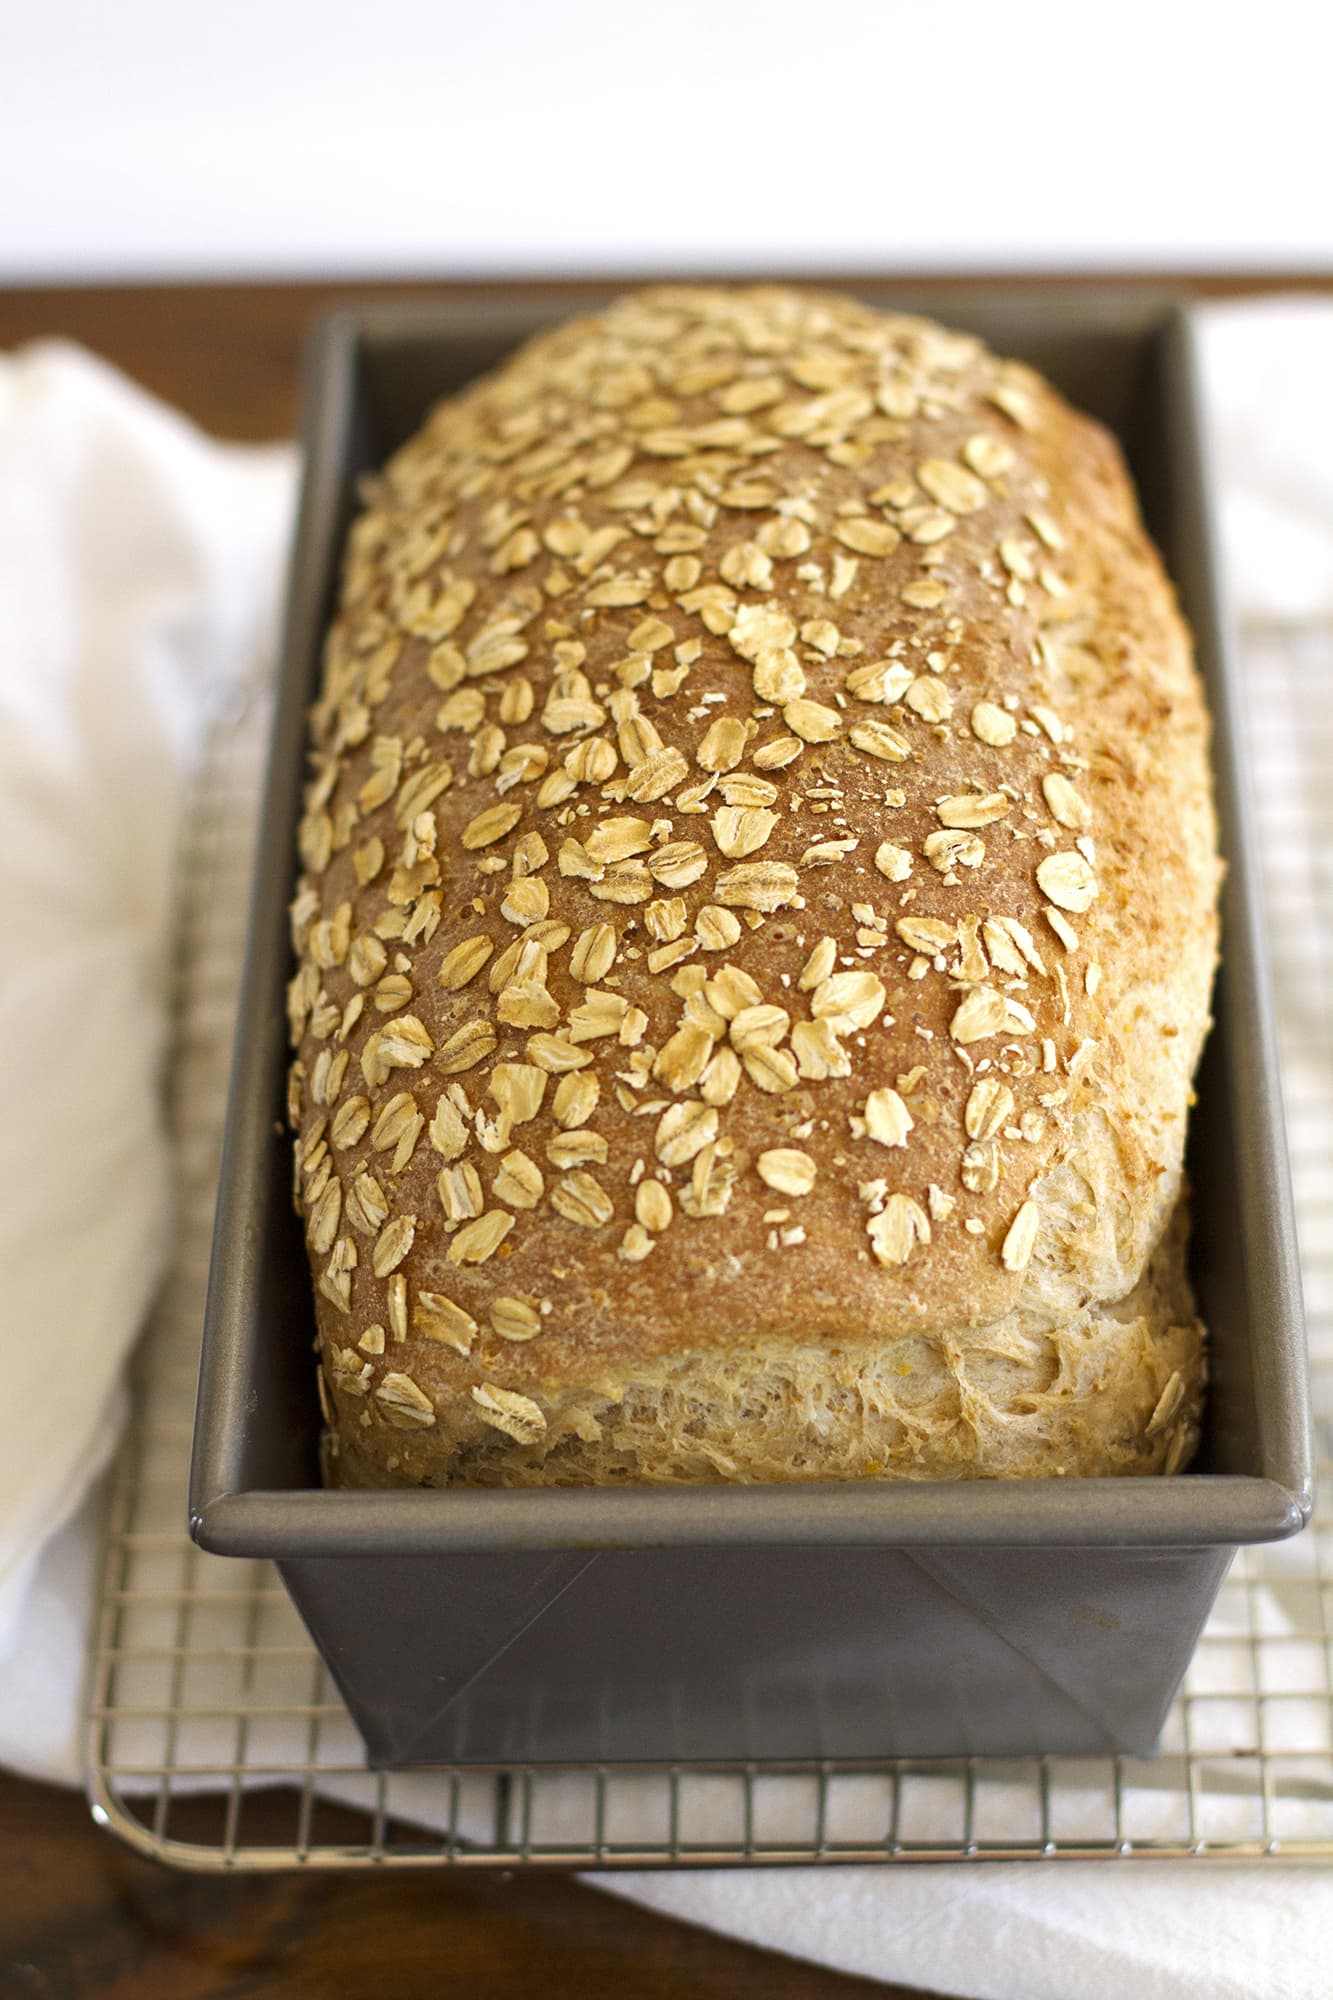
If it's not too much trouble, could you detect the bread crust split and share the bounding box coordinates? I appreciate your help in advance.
[288,285,1217,1486]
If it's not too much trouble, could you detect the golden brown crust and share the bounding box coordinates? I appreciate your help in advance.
[288,285,1218,1485]
[332,1201,1205,1486]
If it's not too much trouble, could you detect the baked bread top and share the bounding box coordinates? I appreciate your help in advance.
[288,286,1218,1483]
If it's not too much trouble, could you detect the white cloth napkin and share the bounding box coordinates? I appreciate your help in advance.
[2,302,1332,1999]
[0,344,295,1768]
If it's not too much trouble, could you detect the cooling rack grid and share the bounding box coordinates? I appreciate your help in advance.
[88,620,1333,1869]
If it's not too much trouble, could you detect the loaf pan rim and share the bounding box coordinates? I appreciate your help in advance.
[189,287,1312,1560]
[190,1471,1309,1558]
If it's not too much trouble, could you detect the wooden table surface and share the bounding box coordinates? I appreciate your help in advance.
[3,269,1326,444]
[0,267,1321,1999]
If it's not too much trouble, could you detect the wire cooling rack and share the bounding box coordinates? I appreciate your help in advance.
[87,620,1333,1871]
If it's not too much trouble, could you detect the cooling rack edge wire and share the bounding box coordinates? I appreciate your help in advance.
[86,621,1333,1870]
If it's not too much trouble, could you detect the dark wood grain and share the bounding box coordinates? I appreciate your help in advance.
[0,1775,949,2000]
[1,270,1327,443]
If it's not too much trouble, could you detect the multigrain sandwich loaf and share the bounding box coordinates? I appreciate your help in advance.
[287,285,1220,1489]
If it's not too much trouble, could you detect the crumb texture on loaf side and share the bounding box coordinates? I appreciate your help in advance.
[286,285,1218,1486]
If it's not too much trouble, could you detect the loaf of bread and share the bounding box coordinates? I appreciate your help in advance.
[288,285,1217,1487]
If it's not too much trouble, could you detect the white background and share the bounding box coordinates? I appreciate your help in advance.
[2,0,1331,283]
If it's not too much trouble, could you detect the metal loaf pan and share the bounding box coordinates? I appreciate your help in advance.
[190,287,1312,1768]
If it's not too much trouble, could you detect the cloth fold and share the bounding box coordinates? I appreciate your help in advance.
[0,343,294,1663]
[1197,299,1333,623]
[2,303,1331,1999]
